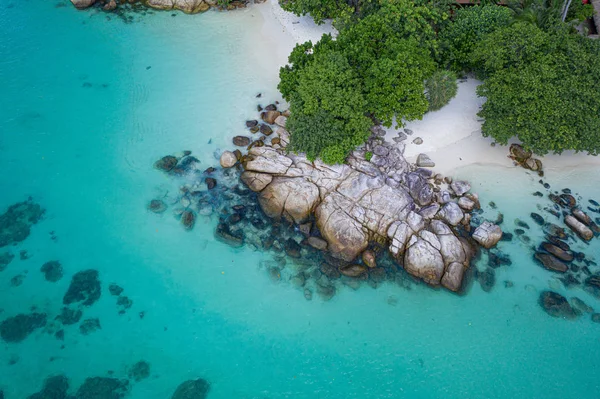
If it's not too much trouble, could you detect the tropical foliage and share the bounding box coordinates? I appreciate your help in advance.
[472,23,600,155]
[279,0,444,163]
[279,0,600,163]
[425,70,458,111]
[439,5,512,71]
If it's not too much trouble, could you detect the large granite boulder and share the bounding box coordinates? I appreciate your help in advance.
[404,236,445,285]
[244,147,292,175]
[71,0,96,8]
[240,171,272,192]
[147,0,210,13]
[219,151,237,168]
[451,180,471,196]
[258,177,319,224]
[405,172,433,206]
[387,221,414,257]
[439,202,463,226]
[472,222,502,248]
[316,194,368,261]
[441,262,465,292]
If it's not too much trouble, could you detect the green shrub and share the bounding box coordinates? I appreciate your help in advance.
[425,70,458,111]
[439,5,512,71]
[365,151,373,161]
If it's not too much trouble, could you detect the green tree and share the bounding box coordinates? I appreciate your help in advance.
[439,5,513,71]
[286,51,372,164]
[425,70,458,111]
[472,23,600,155]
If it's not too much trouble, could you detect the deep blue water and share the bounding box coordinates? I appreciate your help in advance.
[1,1,599,398]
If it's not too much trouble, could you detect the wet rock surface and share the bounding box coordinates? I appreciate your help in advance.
[0,312,47,343]
[63,270,101,307]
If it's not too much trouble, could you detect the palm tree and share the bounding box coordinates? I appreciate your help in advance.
[507,0,573,29]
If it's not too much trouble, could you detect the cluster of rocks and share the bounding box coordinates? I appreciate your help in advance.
[23,371,208,399]
[539,291,599,323]
[0,198,45,248]
[220,119,503,292]
[70,0,251,13]
[509,143,544,175]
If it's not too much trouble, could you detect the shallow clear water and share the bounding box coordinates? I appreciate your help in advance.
[1,1,599,398]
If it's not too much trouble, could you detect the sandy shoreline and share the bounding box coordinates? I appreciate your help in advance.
[253,1,600,178]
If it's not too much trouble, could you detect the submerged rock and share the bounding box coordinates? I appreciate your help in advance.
[109,283,124,296]
[129,360,151,382]
[63,269,101,307]
[75,377,129,399]
[56,307,82,326]
[79,318,101,335]
[232,136,251,147]
[534,252,568,273]
[70,0,96,9]
[147,199,167,214]
[41,261,63,282]
[0,312,47,343]
[0,199,45,248]
[571,297,594,314]
[477,267,496,292]
[339,264,368,278]
[171,378,210,399]
[154,155,178,172]
[0,251,14,272]
[181,210,196,230]
[27,375,69,399]
[540,243,573,262]
[539,291,579,319]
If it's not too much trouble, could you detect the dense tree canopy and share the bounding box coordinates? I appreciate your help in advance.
[279,0,445,163]
[279,0,600,163]
[472,23,600,155]
[439,5,512,71]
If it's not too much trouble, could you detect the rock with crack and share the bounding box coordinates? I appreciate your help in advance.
[240,171,272,192]
[472,222,503,248]
[404,236,445,285]
[258,177,319,224]
[438,202,464,226]
[244,147,292,175]
[451,180,471,196]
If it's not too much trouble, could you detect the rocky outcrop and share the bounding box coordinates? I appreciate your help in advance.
[258,177,319,224]
[238,135,501,291]
[71,0,97,9]
[509,143,543,174]
[70,0,247,13]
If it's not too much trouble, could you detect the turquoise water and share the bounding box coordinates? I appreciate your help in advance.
[1,1,600,398]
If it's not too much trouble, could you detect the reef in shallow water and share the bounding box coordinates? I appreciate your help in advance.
[0,198,45,248]
[0,312,47,343]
